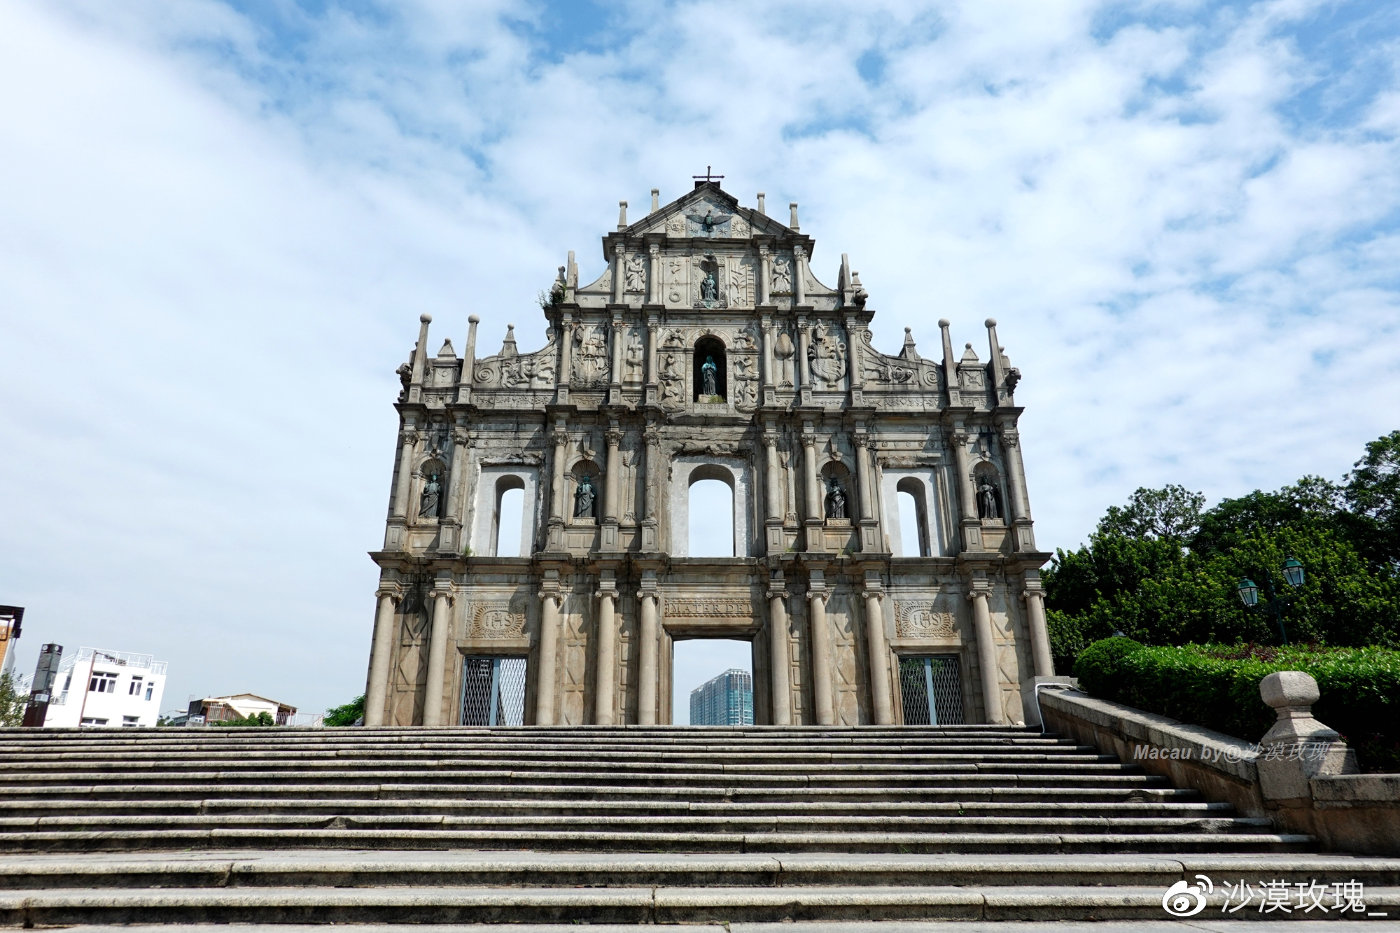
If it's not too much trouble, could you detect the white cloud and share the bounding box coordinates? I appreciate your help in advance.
[2,0,1397,713]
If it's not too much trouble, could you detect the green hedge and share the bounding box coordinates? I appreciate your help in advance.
[1073,640,1400,773]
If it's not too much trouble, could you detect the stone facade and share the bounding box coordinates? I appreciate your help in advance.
[363,181,1053,727]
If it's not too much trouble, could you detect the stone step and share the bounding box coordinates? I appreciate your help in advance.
[0,827,1315,855]
[0,813,1272,836]
[4,881,1393,925]
[0,797,1222,819]
[6,850,1399,890]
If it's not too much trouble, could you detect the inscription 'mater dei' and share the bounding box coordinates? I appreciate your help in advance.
[362,179,1055,727]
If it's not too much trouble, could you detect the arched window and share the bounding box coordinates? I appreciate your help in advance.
[688,465,735,557]
[493,476,525,557]
[693,335,727,401]
[896,478,931,557]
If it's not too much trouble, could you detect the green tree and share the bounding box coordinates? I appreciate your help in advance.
[325,694,365,727]
[1345,430,1400,567]
[0,672,27,727]
[1097,484,1205,543]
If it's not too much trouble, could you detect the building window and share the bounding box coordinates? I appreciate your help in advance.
[896,478,931,557]
[80,717,109,727]
[89,671,118,694]
[145,684,154,701]
[129,677,144,696]
[122,716,140,727]
[493,476,525,557]
[687,471,734,557]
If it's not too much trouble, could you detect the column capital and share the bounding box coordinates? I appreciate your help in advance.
[794,244,808,260]
[605,428,623,447]
[550,429,570,448]
[801,434,817,449]
[595,585,618,600]
[762,431,779,447]
[966,588,990,603]
[612,241,625,256]
[375,584,404,602]
[862,587,884,602]
[429,587,455,604]
[1021,588,1045,602]
[648,242,660,255]
[998,426,1020,447]
[635,588,659,602]
[537,589,562,608]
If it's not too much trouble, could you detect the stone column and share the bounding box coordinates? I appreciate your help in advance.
[951,428,981,551]
[768,582,791,725]
[853,430,873,523]
[794,245,807,306]
[758,245,772,306]
[1023,584,1054,678]
[863,588,894,725]
[390,427,418,521]
[969,590,1004,724]
[763,431,782,523]
[844,318,863,404]
[439,427,470,552]
[999,426,1032,522]
[594,584,617,725]
[647,243,660,305]
[939,318,960,408]
[604,426,622,523]
[363,585,401,727]
[641,427,660,551]
[645,314,659,388]
[423,584,454,727]
[557,319,575,403]
[534,588,561,725]
[808,584,835,726]
[802,431,821,523]
[637,588,659,725]
[610,319,624,388]
[610,243,624,304]
[547,427,569,549]
[796,316,811,388]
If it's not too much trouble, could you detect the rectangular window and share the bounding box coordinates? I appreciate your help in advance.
[129,677,144,696]
[122,716,140,727]
[145,684,154,701]
[79,717,109,727]
[89,672,118,694]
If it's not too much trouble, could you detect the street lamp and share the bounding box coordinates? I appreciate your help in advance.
[1236,557,1305,645]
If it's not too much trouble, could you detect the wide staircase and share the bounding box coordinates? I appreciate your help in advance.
[0,725,1396,926]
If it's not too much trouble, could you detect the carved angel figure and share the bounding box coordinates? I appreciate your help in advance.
[624,254,646,292]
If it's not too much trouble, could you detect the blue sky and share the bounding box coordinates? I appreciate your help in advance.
[1,0,1397,717]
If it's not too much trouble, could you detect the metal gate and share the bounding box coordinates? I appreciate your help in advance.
[460,656,527,726]
[898,655,965,725]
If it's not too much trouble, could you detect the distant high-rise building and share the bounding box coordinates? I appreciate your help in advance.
[689,668,753,726]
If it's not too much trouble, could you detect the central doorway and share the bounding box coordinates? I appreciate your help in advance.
[670,638,753,725]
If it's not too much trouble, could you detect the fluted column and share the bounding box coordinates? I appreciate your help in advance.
[609,319,623,388]
[768,583,791,725]
[610,243,624,304]
[951,428,980,551]
[802,432,820,522]
[1023,585,1054,678]
[796,316,811,388]
[647,243,660,305]
[999,426,1031,522]
[637,590,659,725]
[363,586,401,726]
[758,245,772,306]
[794,245,808,306]
[969,590,1004,724]
[604,426,621,522]
[594,586,617,725]
[863,589,893,725]
[808,586,834,726]
[854,431,873,523]
[390,427,417,521]
[763,431,782,523]
[423,585,454,727]
[534,589,561,725]
[760,313,774,389]
[641,427,660,550]
[557,319,575,403]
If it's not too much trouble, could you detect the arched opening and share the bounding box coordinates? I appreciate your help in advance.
[492,476,525,557]
[688,470,734,557]
[672,638,753,725]
[416,459,447,522]
[693,335,727,401]
[896,477,930,557]
[819,461,853,521]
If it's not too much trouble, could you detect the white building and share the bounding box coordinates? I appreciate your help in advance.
[43,647,168,728]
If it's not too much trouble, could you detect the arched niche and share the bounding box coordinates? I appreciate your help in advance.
[973,463,1007,524]
[668,457,754,557]
[415,458,448,523]
[819,460,853,521]
[693,335,727,401]
[570,459,601,521]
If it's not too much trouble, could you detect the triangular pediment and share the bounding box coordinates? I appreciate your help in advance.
[622,183,797,242]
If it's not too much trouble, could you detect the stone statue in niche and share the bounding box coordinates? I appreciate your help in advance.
[701,270,718,302]
[574,475,597,519]
[701,355,719,397]
[772,256,793,294]
[624,254,646,292]
[825,478,848,520]
[419,473,441,520]
[625,334,644,382]
[977,480,1002,520]
[572,325,608,387]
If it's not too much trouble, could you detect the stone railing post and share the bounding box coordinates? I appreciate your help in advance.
[1257,671,1358,801]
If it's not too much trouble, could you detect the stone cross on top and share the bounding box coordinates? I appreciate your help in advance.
[692,165,724,187]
